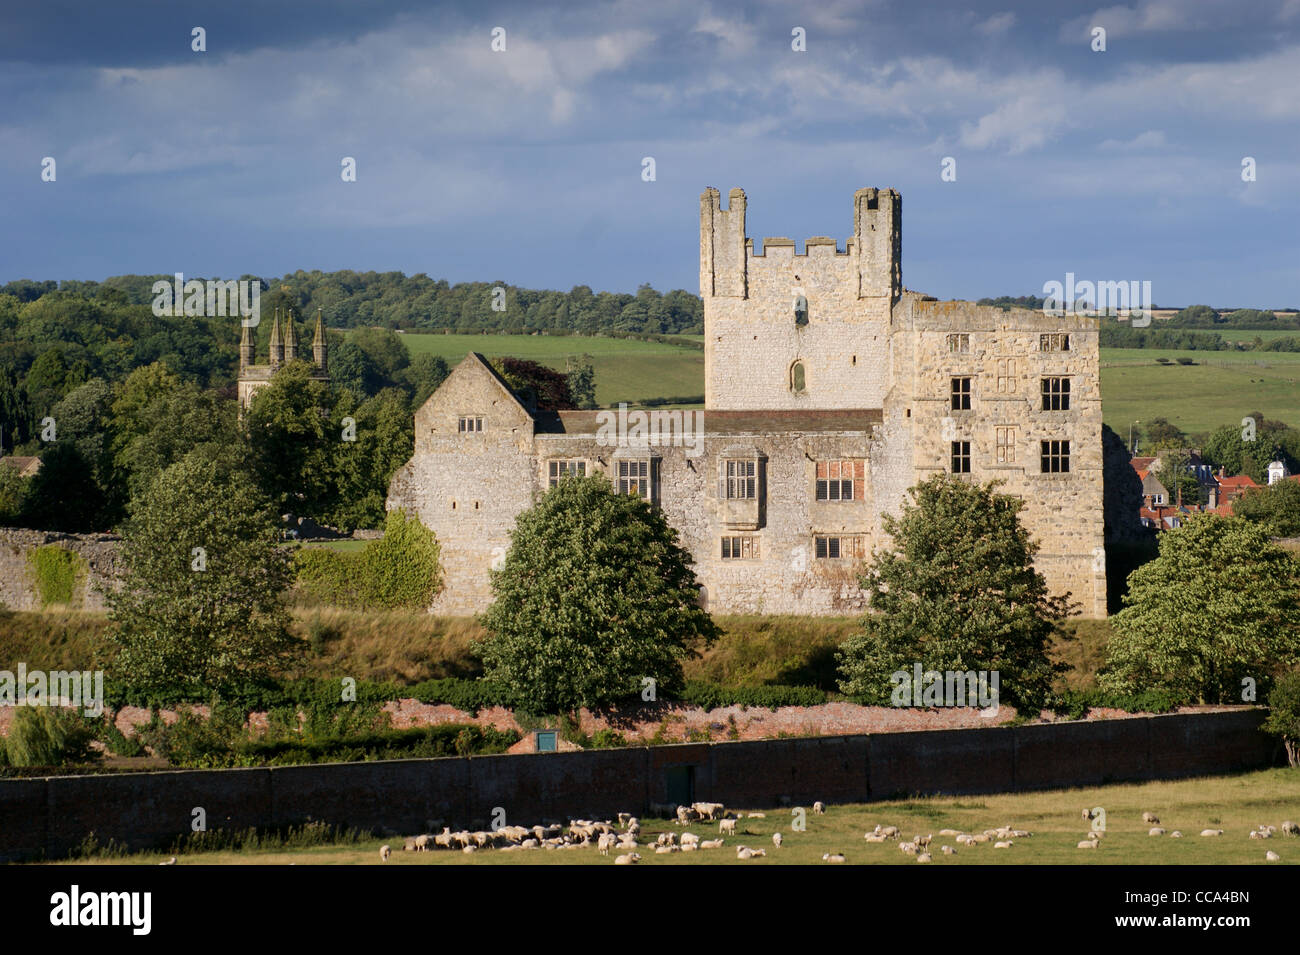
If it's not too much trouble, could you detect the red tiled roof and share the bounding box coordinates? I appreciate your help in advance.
[1217,475,1258,490]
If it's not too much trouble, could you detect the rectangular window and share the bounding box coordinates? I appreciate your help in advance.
[946,333,970,354]
[721,536,759,560]
[1041,440,1071,473]
[548,459,586,487]
[996,358,1017,394]
[815,460,859,501]
[995,427,1016,464]
[814,535,865,559]
[617,459,651,500]
[1040,333,1071,352]
[951,440,971,474]
[951,377,972,411]
[458,416,483,433]
[1041,377,1071,411]
[725,459,757,499]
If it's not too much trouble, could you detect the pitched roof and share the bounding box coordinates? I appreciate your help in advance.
[1217,474,1258,490]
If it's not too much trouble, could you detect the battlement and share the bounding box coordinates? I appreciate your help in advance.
[700,187,901,302]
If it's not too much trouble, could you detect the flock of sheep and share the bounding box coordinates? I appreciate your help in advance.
[1077,808,1296,861]
[374,801,1297,864]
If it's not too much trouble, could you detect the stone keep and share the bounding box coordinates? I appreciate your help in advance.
[388,187,1107,618]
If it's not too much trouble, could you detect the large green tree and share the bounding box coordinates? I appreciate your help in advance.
[836,475,1073,712]
[1232,480,1300,537]
[106,446,297,692]
[1099,515,1300,704]
[477,475,719,712]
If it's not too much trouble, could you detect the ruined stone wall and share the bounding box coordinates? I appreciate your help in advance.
[0,529,122,611]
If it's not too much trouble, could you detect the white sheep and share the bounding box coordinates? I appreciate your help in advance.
[1148,827,1166,837]
[863,832,887,843]
[916,852,932,863]
[379,845,391,862]
[941,845,956,855]
[899,842,918,855]
[1077,840,1098,849]
[813,801,826,814]
[772,832,782,849]
[878,825,899,839]
[736,846,754,859]
[1170,831,1183,838]
[1142,812,1160,825]
[747,812,766,819]
[618,813,633,828]
[597,832,616,855]
[822,852,845,863]
[1266,850,1281,862]
[655,845,679,854]
[938,828,961,837]
[462,845,477,854]
[1282,821,1298,836]
[614,852,641,865]
[1200,829,1224,837]
[719,818,738,835]
[680,832,701,847]
[700,838,724,849]
[993,841,1013,849]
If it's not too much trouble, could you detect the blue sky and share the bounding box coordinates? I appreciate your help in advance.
[2,0,1298,306]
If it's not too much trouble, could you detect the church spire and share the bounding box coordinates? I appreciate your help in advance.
[239,318,254,370]
[283,307,299,362]
[269,308,284,367]
[313,308,328,370]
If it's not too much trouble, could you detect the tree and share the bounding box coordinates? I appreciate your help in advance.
[243,361,332,514]
[1154,449,1203,505]
[1233,480,1300,537]
[1099,515,1300,704]
[1263,671,1300,767]
[477,475,719,712]
[490,357,575,411]
[565,354,597,410]
[1143,417,1186,452]
[106,446,297,692]
[836,475,1072,712]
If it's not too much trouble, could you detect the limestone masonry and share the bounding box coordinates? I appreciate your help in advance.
[387,187,1107,617]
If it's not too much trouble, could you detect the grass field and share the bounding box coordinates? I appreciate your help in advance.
[1099,348,1300,436]
[53,767,1300,865]
[1217,328,1300,342]
[399,333,704,407]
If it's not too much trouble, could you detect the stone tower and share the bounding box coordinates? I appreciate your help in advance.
[700,186,901,410]
[237,308,330,411]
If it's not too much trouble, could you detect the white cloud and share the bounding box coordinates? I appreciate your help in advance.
[1098,129,1167,150]
[975,12,1017,36]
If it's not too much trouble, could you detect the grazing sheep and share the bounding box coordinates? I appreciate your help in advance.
[614,852,641,865]
[676,806,700,825]
[877,825,900,839]
[864,832,887,843]
[916,852,932,863]
[916,833,932,849]
[813,801,826,814]
[597,832,616,855]
[899,842,918,855]
[462,845,477,854]
[772,832,783,849]
[822,852,845,863]
[1170,831,1183,838]
[693,802,726,821]
[938,829,961,837]
[414,834,431,851]
[1077,839,1098,849]
[993,841,1013,849]
[680,832,701,848]
[1282,821,1298,836]
[941,845,956,855]
[379,845,391,863]
[1266,850,1281,862]
[1249,829,1269,840]
[656,832,677,847]
[700,839,724,849]
[655,845,679,854]
[1081,808,1093,822]
[736,846,754,860]
[720,818,738,835]
[521,839,540,849]
[1142,812,1160,825]
[749,848,767,857]
[404,838,418,852]
[1149,827,1166,837]
[970,834,991,844]
[1200,829,1224,837]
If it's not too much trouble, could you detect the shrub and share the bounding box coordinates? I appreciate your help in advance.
[27,546,84,607]
[5,707,99,767]
[294,511,440,611]
[1264,670,1300,767]
[680,681,828,710]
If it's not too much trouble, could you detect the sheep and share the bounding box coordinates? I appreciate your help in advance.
[941,845,956,855]
[693,802,726,821]
[521,838,540,849]
[736,846,754,860]
[700,839,724,849]
[597,832,616,855]
[1266,850,1281,862]
[876,825,900,839]
[404,837,418,852]
[379,844,391,863]
[822,852,845,863]
[916,852,932,863]
[954,834,975,846]
[656,832,677,847]
[462,845,477,854]
[916,833,932,849]
[1142,812,1160,825]
[680,832,701,848]
[1249,829,1270,840]
[1081,808,1093,822]
[1282,821,1298,836]
[681,843,699,852]
[618,813,633,828]
[970,834,991,844]
[899,842,918,855]
[863,832,887,843]
[655,845,679,854]
[993,841,1013,849]
[614,852,641,865]
[938,829,961,837]
[749,848,767,857]
[1200,829,1224,837]
[747,812,767,819]
[1149,827,1166,837]
[413,834,431,851]
[813,801,826,814]
[772,832,783,849]
[159,857,177,866]
[1077,840,1098,849]
[719,818,738,836]
[676,806,700,825]
[1169,831,1183,838]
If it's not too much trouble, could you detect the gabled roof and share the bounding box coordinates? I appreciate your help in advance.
[1217,474,1258,490]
